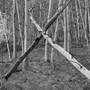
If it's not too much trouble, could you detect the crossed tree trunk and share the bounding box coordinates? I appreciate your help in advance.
[3,0,71,80]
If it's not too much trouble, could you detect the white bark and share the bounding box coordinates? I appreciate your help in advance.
[3,17,11,61]
[78,0,89,50]
[50,0,62,63]
[23,0,28,70]
[85,0,90,51]
[12,0,16,58]
[66,6,70,52]
[45,0,52,62]
[24,0,27,54]
[63,0,67,50]
[16,0,24,55]
[88,0,90,36]
[75,0,80,40]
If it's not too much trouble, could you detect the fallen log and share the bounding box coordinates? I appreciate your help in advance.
[3,0,71,80]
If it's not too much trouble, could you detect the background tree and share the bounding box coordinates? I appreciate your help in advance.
[78,0,89,51]
[16,0,24,55]
[12,0,17,58]
[44,0,52,62]
[85,0,90,51]
[63,0,67,50]
[88,0,90,36]
[66,3,70,52]
[50,0,62,64]
[3,15,11,61]
[1,0,90,89]
[75,0,80,43]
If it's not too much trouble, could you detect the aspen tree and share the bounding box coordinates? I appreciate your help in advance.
[2,0,11,60]
[77,0,89,50]
[16,0,24,55]
[24,0,27,56]
[63,0,70,52]
[45,0,52,62]
[87,0,90,36]
[0,12,11,61]
[4,17,11,61]
[23,0,28,70]
[50,0,62,63]
[85,0,90,51]
[39,1,42,26]
[66,4,70,52]
[63,0,67,50]
[12,0,17,58]
[75,0,80,41]
[71,3,78,43]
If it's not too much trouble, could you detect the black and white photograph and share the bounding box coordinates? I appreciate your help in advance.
[0,0,90,90]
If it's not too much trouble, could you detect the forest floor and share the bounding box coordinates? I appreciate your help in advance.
[0,46,90,90]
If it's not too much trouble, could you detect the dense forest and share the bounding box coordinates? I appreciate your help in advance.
[0,0,90,90]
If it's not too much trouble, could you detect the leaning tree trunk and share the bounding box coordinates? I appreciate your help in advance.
[12,0,17,58]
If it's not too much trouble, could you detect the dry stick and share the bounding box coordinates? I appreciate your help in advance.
[77,0,89,51]
[45,0,52,62]
[30,16,90,80]
[16,0,24,55]
[3,0,71,80]
[50,0,62,63]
